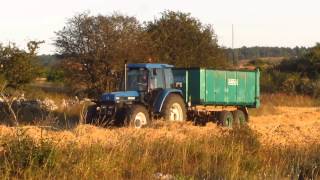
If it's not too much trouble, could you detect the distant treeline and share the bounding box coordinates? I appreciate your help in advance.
[250,43,320,98]
[39,46,310,67]
[37,55,62,67]
[226,46,309,61]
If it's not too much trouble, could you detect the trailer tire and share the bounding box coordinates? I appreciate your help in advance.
[162,94,187,121]
[233,110,247,127]
[218,111,234,128]
[126,105,149,128]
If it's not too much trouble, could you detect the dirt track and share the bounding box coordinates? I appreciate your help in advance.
[0,106,320,147]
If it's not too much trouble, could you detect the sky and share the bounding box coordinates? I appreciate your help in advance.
[0,0,319,54]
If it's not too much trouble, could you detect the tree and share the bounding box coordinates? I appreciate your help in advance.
[55,12,151,97]
[260,43,320,97]
[0,41,42,88]
[146,11,228,68]
[277,43,320,79]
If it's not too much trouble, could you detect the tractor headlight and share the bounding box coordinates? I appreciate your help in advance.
[128,96,135,100]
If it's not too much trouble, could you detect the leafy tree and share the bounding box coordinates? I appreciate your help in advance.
[55,11,230,97]
[55,12,151,97]
[0,41,42,88]
[146,11,228,68]
[277,43,320,79]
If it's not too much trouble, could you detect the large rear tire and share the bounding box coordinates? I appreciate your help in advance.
[126,105,149,128]
[162,94,187,121]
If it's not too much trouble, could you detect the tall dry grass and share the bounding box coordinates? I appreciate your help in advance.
[0,126,319,179]
[249,93,320,116]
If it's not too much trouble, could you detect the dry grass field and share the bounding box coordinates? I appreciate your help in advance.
[1,106,319,147]
[251,106,320,146]
[0,94,320,179]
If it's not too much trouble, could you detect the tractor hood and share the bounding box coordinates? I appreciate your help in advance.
[100,91,139,102]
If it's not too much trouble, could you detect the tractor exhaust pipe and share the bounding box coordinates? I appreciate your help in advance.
[124,60,127,91]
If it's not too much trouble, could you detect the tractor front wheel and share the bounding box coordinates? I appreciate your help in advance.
[126,105,149,128]
[85,105,98,124]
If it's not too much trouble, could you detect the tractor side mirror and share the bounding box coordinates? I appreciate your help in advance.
[153,69,157,76]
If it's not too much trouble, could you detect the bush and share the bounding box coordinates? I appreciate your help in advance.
[260,43,320,98]
[46,69,65,83]
[0,42,43,88]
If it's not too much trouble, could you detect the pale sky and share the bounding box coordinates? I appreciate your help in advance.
[0,0,319,54]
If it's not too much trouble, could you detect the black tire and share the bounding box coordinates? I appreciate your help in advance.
[126,105,149,128]
[85,105,98,124]
[114,108,127,126]
[218,111,234,127]
[162,94,187,121]
[233,110,247,127]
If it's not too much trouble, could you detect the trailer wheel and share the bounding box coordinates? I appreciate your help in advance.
[162,94,187,121]
[233,110,247,127]
[126,105,149,128]
[218,111,234,128]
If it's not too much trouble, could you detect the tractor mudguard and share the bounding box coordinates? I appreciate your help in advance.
[153,89,183,113]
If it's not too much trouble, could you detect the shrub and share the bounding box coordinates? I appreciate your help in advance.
[46,68,65,83]
[0,129,56,177]
[260,43,320,98]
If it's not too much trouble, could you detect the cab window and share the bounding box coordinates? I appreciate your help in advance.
[149,68,165,89]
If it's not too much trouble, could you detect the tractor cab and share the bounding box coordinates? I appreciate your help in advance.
[126,63,175,92]
[100,63,175,104]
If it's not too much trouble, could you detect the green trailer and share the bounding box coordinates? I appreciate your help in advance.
[173,68,260,107]
[173,68,260,126]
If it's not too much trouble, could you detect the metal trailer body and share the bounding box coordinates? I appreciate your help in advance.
[172,68,260,108]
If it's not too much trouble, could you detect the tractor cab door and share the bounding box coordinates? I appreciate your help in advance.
[149,68,174,90]
[149,68,165,90]
[147,68,164,106]
[147,68,174,107]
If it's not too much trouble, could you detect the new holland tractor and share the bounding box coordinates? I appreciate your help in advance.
[86,63,187,128]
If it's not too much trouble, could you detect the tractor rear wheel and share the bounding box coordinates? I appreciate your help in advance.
[218,111,234,127]
[126,105,149,128]
[162,94,187,121]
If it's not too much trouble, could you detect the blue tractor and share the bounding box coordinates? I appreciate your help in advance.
[86,63,187,128]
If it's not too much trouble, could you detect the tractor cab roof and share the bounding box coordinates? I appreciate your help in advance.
[127,63,174,69]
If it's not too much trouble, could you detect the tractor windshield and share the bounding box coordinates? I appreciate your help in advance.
[126,68,148,91]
